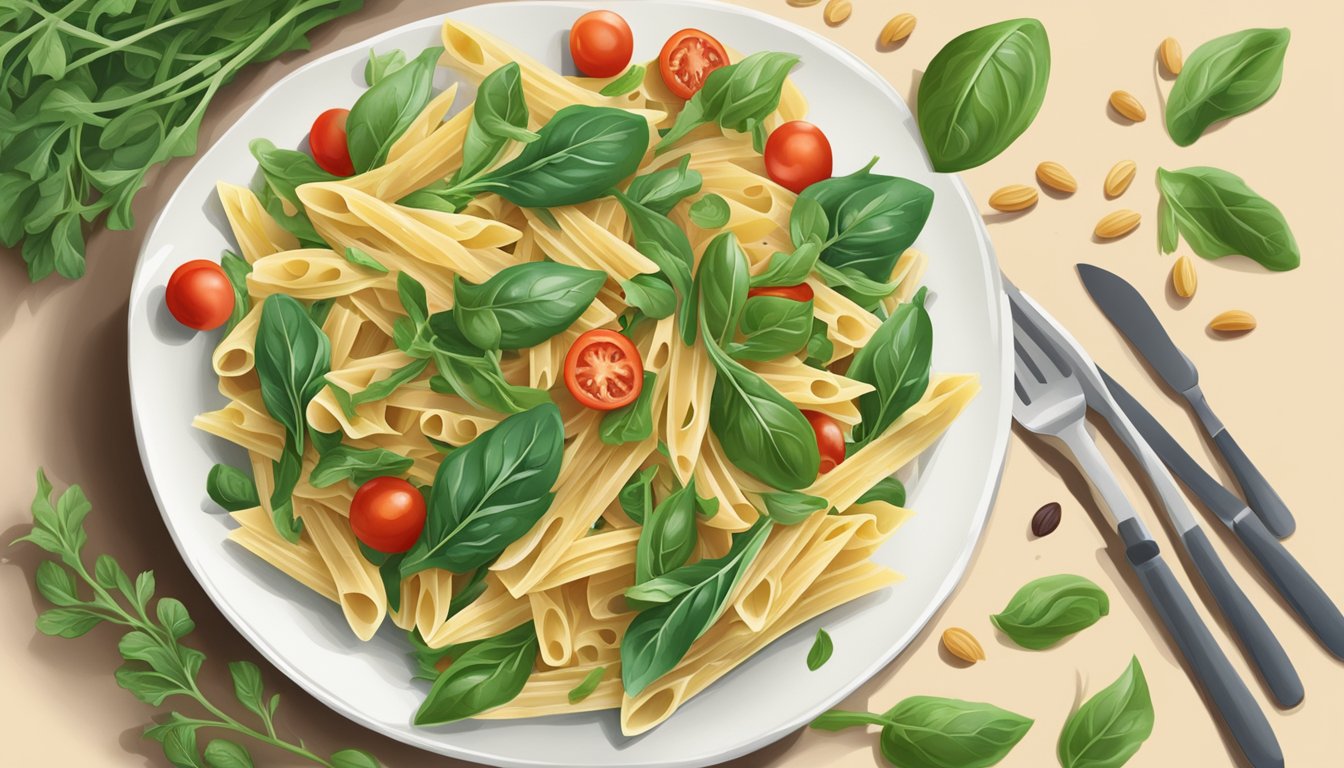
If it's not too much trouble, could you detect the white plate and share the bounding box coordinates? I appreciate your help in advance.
[128,2,1011,766]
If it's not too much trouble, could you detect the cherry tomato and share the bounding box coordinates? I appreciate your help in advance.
[564,329,644,411]
[764,121,833,194]
[570,11,634,78]
[803,410,845,474]
[748,283,814,302]
[659,29,728,99]
[349,476,426,554]
[309,108,354,176]
[166,260,234,331]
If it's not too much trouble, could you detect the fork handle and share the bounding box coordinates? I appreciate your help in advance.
[1056,420,1145,533]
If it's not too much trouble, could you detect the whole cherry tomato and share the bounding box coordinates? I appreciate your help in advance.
[802,410,846,474]
[166,260,234,331]
[310,108,354,176]
[764,121,833,194]
[570,11,634,78]
[349,476,426,554]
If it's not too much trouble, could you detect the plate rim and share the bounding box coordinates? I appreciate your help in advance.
[127,2,1012,765]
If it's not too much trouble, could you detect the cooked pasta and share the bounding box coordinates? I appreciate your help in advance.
[197,15,973,738]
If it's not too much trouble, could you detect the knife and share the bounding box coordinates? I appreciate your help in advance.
[1102,369,1344,660]
[1006,280,1303,706]
[1078,263,1295,539]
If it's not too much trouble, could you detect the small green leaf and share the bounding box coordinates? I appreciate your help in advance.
[880,696,1034,768]
[35,561,80,606]
[568,666,606,703]
[364,47,408,87]
[36,607,103,637]
[220,251,251,334]
[751,241,820,289]
[761,491,827,525]
[157,598,195,639]
[600,372,657,445]
[635,479,700,583]
[28,24,68,80]
[620,274,677,319]
[207,465,260,512]
[856,477,906,507]
[414,622,539,724]
[343,246,389,273]
[116,665,189,706]
[618,467,658,525]
[1058,657,1154,768]
[1155,166,1299,271]
[625,155,702,215]
[689,193,731,229]
[134,571,156,612]
[309,445,414,488]
[806,628,833,670]
[228,661,267,721]
[330,749,382,768]
[203,739,253,768]
[991,574,1109,650]
[600,64,647,97]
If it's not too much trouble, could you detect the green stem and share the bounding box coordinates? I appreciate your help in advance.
[63,0,243,70]
[181,694,336,768]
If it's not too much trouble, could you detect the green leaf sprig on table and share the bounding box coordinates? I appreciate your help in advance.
[1156,166,1299,271]
[1165,28,1290,147]
[812,695,1033,768]
[0,0,365,281]
[16,470,380,768]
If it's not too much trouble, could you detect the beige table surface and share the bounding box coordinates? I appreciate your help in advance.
[2,1,1340,765]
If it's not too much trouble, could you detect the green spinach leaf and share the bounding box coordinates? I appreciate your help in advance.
[849,288,932,445]
[621,274,678,319]
[342,246,388,273]
[618,466,659,525]
[727,296,813,362]
[806,629,833,671]
[813,261,899,312]
[761,491,827,525]
[458,62,536,181]
[804,317,834,367]
[798,164,934,282]
[363,47,407,86]
[600,372,657,445]
[614,191,697,343]
[626,155,702,215]
[991,574,1110,650]
[346,46,443,173]
[1166,28,1290,147]
[414,622,538,725]
[1156,166,1299,271]
[856,476,906,507]
[206,465,259,512]
[657,52,799,151]
[689,193,731,229]
[812,696,1033,768]
[1058,657,1154,768]
[751,241,820,289]
[635,479,700,584]
[453,262,605,350]
[254,295,331,454]
[309,445,414,488]
[696,232,750,347]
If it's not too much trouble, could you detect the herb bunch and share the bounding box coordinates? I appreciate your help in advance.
[0,0,364,282]
[16,470,380,768]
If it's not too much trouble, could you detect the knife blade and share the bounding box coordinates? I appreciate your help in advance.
[1102,368,1344,660]
[1078,263,1296,539]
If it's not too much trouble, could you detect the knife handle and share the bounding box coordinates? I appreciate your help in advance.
[1233,511,1344,659]
[1209,425,1296,539]
[1180,527,1303,707]
[1119,520,1283,768]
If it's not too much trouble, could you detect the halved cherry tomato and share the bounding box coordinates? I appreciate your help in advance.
[166,260,234,331]
[310,108,354,176]
[659,29,728,99]
[764,121,833,194]
[803,410,845,474]
[349,476,426,554]
[570,11,634,78]
[564,329,644,411]
[748,283,814,302]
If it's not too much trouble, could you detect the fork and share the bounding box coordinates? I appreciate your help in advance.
[1010,303,1283,768]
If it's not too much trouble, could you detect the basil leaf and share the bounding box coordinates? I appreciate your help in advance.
[618,466,658,525]
[401,403,564,575]
[751,241,820,289]
[805,317,834,367]
[329,749,380,768]
[626,155,702,215]
[991,574,1110,650]
[620,274,677,319]
[254,294,331,454]
[806,629,833,671]
[849,288,932,445]
[309,445,413,488]
[880,696,1034,768]
[657,52,799,151]
[220,250,251,334]
[621,518,773,695]
[448,563,491,618]
[689,193,731,229]
[473,62,538,144]
[360,545,406,613]
[696,232,750,347]
[249,138,339,206]
[308,298,334,327]
[624,560,717,609]
[269,445,303,543]
[600,372,657,445]
[206,465,259,512]
[393,273,435,358]
[345,45,443,172]
[453,262,605,350]
[1156,166,1299,271]
[728,296,813,362]
[789,196,829,248]
[857,476,906,507]
[814,260,899,312]
[568,666,607,703]
[600,64,646,97]
[342,246,388,273]
[363,47,407,86]
[704,322,820,490]
[614,192,697,342]
[202,738,252,768]
[762,491,827,525]
[470,105,649,207]
[1166,28,1289,147]
[327,358,430,420]
[1058,657,1154,768]
[798,165,934,282]
[413,621,538,725]
[430,345,551,414]
[916,19,1051,172]
[635,479,700,584]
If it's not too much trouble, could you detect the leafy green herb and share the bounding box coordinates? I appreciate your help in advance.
[364,47,408,86]
[614,191,697,343]
[814,261,900,313]
[1058,657,1154,768]
[327,357,430,420]
[568,666,607,703]
[254,294,331,455]
[635,479,700,583]
[414,622,538,725]
[268,446,304,543]
[657,52,800,151]
[751,241,820,289]
[600,372,658,445]
[16,471,380,767]
[805,318,835,367]
[458,62,536,181]
[401,404,564,576]
[342,246,388,273]
[812,695,1033,768]
[762,491,827,525]
[916,18,1051,172]
[346,45,443,173]
[357,543,407,613]
[1165,28,1290,147]
[453,262,606,350]
[690,193,732,229]
[626,155,703,215]
[849,288,932,445]
[600,64,647,97]
[621,518,774,695]
[309,445,413,488]
[249,138,340,245]
[696,232,751,347]
[1156,166,1299,271]
[206,465,259,512]
[621,274,678,319]
[704,318,820,490]
[807,629,833,671]
[220,251,252,334]
[618,467,659,525]
[857,477,906,507]
[991,574,1110,650]
[727,296,814,362]
[797,162,934,282]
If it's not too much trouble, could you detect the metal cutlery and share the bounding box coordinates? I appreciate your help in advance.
[1103,369,1344,660]
[1078,263,1296,539]
[1006,281,1303,707]
[1009,296,1283,768]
